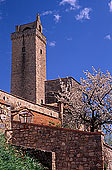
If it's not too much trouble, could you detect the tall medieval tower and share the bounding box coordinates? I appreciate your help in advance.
[11,14,47,104]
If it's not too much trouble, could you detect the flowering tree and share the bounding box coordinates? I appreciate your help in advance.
[80,67,112,132]
[56,67,112,133]
[55,77,82,129]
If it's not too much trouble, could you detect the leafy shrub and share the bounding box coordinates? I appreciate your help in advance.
[0,133,43,170]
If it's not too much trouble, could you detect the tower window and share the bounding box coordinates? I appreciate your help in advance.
[22,47,25,52]
[39,25,41,33]
[41,99,43,104]
[23,27,31,31]
[40,49,42,54]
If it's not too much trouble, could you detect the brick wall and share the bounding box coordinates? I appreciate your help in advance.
[12,121,104,170]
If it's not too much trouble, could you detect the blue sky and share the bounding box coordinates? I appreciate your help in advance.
[0,0,112,92]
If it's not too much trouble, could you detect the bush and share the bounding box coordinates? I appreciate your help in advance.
[0,133,43,170]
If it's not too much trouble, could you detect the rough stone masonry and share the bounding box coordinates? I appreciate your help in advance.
[11,14,47,104]
[12,121,104,170]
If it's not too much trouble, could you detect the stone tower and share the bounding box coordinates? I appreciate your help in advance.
[11,14,47,104]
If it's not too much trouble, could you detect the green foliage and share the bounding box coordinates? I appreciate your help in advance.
[49,121,62,127]
[49,121,54,126]
[49,121,55,126]
[104,163,108,170]
[0,133,43,170]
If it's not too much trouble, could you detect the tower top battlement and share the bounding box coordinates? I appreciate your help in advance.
[15,13,43,34]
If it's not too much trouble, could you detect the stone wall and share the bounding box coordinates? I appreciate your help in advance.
[12,121,104,170]
[11,28,37,103]
[45,77,80,104]
[104,143,112,170]
[0,100,11,133]
[22,148,52,170]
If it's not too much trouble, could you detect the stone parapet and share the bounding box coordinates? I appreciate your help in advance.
[11,29,46,44]
[11,29,36,40]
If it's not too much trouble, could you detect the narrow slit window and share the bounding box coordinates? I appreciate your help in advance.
[41,99,43,104]
[40,49,42,54]
[22,47,25,52]
[39,25,41,33]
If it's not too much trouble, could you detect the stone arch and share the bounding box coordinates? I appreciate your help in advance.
[23,27,31,32]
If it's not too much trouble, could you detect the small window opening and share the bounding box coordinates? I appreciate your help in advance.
[41,99,43,104]
[39,25,41,33]
[19,109,33,123]
[22,47,25,52]
[23,27,31,32]
[40,49,42,54]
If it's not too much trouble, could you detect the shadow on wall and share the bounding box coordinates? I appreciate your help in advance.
[21,148,52,170]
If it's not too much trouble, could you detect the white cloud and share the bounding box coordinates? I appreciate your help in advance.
[41,11,61,23]
[41,11,53,16]
[108,0,112,12]
[60,0,79,8]
[66,37,72,40]
[54,14,61,23]
[75,8,92,21]
[69,6,79,10]
[49,41,56,47]
[104,34,111,40]
[65,6,80,12]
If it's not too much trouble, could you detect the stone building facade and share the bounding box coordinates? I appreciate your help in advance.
[10,14,82,129]
[45,77,79,104]
[0,90,60,127]
[45,77,82,129]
